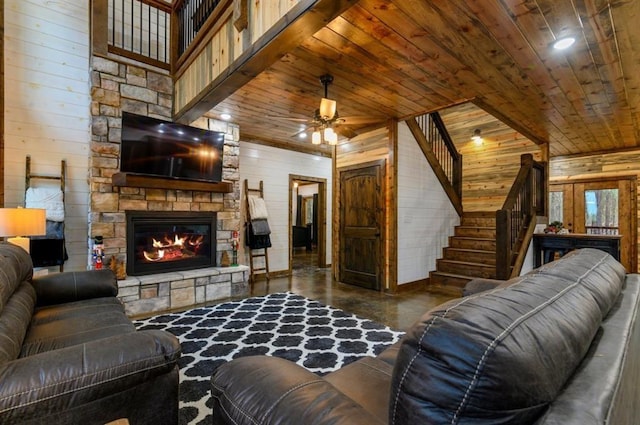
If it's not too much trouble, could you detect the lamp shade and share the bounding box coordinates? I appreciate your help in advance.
[0,208,47,237]
[319,98,337,120]
[324,127,338,145]
[312,130,322,145]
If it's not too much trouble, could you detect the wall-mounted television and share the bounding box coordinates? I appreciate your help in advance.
[120,112,225,183]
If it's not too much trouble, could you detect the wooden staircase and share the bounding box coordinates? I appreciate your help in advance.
[429,211,497,295]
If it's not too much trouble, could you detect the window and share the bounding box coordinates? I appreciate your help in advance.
[584,189,618,235]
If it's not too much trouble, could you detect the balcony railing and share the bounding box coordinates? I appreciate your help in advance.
[107,0,171,69]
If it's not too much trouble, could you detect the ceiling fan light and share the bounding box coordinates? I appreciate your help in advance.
[319,98,337,120]
[471,128,482,141]
[312,130,322,145]
[324,127,338,145]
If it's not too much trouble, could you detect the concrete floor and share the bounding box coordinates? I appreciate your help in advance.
[243,248,455,331]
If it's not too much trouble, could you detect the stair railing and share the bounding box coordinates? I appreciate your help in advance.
[496,154,547,279]
[406,112,463,216]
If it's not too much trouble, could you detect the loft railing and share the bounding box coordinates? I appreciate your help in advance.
[406,112,463,216]
[174,0,230,69]
[107,0,171,69]
[175,0,223,56]
[496,154,547,279]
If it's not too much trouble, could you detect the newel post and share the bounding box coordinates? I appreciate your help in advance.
[496,209,511,280]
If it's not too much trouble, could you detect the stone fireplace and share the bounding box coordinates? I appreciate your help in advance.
[126,211,217,276]
[89,56,248,316]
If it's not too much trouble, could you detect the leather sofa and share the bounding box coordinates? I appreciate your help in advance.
[0,242,181,424]
[211,248,640,424]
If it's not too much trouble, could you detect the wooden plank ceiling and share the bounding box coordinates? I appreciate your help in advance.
[197,0,640,158]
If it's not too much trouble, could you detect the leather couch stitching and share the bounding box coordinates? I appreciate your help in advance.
[211,383,258,425]
[450,254,608,423]
[261,380,325,421]
[357,359,392,376]
[0,353,170,411]
[390,296,471,424]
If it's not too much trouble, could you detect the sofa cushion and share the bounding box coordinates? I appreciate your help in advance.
[20,298,135,357]
[390,249,625,425]
[0,282,36,364]
[0,242,33,314]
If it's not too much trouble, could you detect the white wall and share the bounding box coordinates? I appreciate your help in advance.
[397,121,459,285]
[239,142,332,271]
[4,0,91,271]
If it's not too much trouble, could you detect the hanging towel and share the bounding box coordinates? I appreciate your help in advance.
[25,187,65,222]
[251,218,271,236]
[246,222,272,249]
[248,195,269,220]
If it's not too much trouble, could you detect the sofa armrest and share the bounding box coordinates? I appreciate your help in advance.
[31,269,117,306]
[0,330,180,423]
[211,356,383,425]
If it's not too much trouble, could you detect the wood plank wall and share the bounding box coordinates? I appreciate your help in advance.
[239,140,333,272]
[335,126,396,290]
[4,0,91,271]
[456,133,543,212]
[174,0,300,112]
[550,150,640,272]
[440,105,543,212]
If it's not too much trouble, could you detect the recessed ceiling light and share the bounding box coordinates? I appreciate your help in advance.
[299,132,307,139]
[553,37,575,50]
[220,113,231,120]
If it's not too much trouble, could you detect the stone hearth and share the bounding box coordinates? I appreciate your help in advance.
[118,265,249,316]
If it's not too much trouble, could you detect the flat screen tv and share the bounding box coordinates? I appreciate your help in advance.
[120,112,225,183]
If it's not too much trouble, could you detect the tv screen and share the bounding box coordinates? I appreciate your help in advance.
[120,112,225,183]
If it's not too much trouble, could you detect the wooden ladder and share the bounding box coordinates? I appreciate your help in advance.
[245,179,270,283]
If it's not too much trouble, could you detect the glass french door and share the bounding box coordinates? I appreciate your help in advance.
[549,178,636,272]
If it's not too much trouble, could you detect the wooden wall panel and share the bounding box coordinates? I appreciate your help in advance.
[440,104,543,212]
[175,17,233,111]
[175,0,301,112]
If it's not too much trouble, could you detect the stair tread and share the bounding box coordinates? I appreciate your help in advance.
[446,247,495,254]
[457,225,495,229]
[463,211,495,217]
[438,258,495,268]
[450,236,496,241]
[430,270,478,280]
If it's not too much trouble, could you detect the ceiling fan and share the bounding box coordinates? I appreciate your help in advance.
[273,74,385,145]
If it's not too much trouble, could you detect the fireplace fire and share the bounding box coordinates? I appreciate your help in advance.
[126,211,216,276]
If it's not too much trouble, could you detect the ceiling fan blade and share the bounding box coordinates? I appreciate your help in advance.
[291,126,314,138]
[334,125,358,139]
[265,115,312,123]
[339,116,387,125]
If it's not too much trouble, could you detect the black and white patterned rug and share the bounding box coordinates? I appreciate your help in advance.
[134,292,404,425]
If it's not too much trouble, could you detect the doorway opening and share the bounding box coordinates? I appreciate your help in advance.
[289,175,327,275]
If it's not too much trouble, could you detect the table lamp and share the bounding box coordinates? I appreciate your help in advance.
[0,208,47,253]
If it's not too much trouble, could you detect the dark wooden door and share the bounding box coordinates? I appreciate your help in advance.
[339,162,385,290]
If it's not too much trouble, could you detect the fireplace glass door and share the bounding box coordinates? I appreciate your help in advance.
[126,211,216,276]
